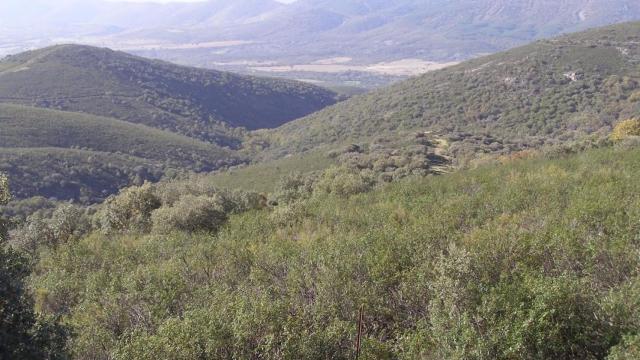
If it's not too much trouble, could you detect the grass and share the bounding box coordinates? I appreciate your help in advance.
[203,150,336,193]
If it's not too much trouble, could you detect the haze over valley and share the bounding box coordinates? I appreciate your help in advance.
[4,0,640,87]
[3,2,640,359]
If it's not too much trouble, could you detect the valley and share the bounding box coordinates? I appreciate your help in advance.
[2,5,640,359]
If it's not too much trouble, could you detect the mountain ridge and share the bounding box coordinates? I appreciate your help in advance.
[258,21,640,162]
[0,44,339,146]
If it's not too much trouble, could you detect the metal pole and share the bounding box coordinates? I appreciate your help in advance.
[355,304,364,360]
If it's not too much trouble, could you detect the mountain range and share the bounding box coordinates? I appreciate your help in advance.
[4,0,640,67]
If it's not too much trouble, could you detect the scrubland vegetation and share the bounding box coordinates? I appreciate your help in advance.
[263,22,640,160]
[2,20,640,360]
[1,139,639,359]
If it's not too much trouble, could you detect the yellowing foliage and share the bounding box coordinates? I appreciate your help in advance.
[0,174,9,205]
[611,118,640,141]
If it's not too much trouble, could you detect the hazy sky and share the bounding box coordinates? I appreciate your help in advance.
[108,0,298,3]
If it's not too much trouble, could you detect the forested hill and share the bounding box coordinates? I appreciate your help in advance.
[0,44,339,146]
[263,21,640,161]
[0,103,243,202]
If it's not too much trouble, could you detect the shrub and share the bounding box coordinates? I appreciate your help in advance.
[0,176,69,359]
[269,201,309,227]
[222,190,267,213]
[610,118,640,142]
[0,174,9,206]
[315,167,375,197]
[474,276,612,359]
[273,172,317,205]
[151,195,227,234]
[10,213,55,254]
[0,174,10,242]
[608,335,640,360]
[98,183,161,233]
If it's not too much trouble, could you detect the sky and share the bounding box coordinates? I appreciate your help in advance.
[106,0,298,3]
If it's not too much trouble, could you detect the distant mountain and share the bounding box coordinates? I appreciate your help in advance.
[262,21,640,160]
[205,0,640,62]
[4,0,640,69]
[0,45,338,146]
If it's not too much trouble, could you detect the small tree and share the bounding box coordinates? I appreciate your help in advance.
[0,175,10,242]
[611,118,640,141]
[0,174,69,359]
[314,167,375,197]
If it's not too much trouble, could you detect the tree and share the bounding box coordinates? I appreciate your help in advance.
[0,175,9,242]
[0,174,69,359]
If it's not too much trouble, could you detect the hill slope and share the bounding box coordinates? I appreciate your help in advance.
[0,44,338,146]
[263,21,640,160]
[0,103,237,167]
[0,148,165,202]
[0,103,244,202]
[26,144,640,358]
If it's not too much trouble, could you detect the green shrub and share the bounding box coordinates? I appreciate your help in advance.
[315,166,375,197]
[0,176,69,359]
[12,204,88,253]
[273,171,318,205]
[151,195,227,234]
[608,335,640,360]
[610,118,640,141]
[98,183,161,233]
[0,174,10,241]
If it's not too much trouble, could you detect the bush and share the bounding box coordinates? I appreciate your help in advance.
[273,172,318,205]
[608,335,640,360]
[11,204,89,253]
[0,176,69,359]
[474,276,612,359]
[151,195,227,234]
[0,174,10,242]
[315,167,375,197]
[98,183,161,233]
[610,118,640,141]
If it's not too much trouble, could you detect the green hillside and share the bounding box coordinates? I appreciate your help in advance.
[262,21,640,161]
[0,103,247,202]
[0,103,239,168]
[17,143,640,359]
[0,44,338,146]
[0,147,165,202]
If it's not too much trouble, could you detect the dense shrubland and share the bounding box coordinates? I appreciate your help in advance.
[3,142,638,359]
[262,22,640,161]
